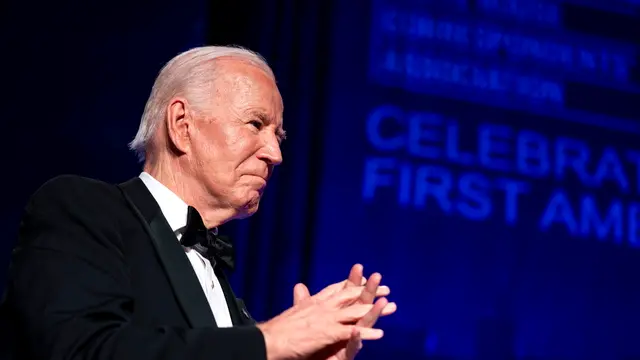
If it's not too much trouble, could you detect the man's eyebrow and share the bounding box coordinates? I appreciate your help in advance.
[276,127,287,142]
[250,110,286,141]
[250,111,271,123]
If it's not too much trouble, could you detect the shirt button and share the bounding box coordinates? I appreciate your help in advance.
[210,281,215,289]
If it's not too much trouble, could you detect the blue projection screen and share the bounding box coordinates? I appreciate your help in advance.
[310,0,640,359]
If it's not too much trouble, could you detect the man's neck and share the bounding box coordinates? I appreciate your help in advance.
[143,161,236,229]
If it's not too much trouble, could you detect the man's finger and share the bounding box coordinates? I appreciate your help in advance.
[312,264,373,301]
[344,328,363,360]
[312,280,388,307]
[353,326,384,340]
[315,277,370,300]
[337,325,384,341]
[312,281,346,301]
[320,283,389,303]
[329,284,393,307]
[346,264,363,288]
[357,297,389,328]
[335,303,375,323]
[330,286,368,307]
[360,273,381,304]
[335,299,396,323]
[375,285,390,297]
[380,301,397,316]
[334,298,398,327]
[293,283,311,305]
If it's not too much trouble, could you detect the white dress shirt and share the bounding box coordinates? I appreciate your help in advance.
[139,172,233,327]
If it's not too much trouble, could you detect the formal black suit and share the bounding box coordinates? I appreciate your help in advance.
[0,175,266,360]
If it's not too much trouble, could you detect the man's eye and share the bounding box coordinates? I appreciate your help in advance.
[249,120,263,129]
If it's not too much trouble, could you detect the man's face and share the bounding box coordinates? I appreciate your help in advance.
[187,58,284,218]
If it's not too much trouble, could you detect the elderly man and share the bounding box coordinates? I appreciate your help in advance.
[0,46,395,360]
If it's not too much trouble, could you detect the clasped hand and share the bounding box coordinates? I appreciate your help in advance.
[257,264,396,360]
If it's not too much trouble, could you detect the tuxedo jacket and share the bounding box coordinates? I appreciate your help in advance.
[0,175,266,360]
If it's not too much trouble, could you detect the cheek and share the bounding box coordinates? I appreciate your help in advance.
[227,132,261,161]
[193,127,262,182]
[192,128,231,164]
[193,139,218,168]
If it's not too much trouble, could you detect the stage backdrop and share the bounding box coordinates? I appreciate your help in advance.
[309,0,640,359]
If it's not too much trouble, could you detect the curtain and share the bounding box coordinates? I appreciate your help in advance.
[207,0,336,321]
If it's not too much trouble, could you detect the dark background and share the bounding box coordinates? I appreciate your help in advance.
[1,0,639,359]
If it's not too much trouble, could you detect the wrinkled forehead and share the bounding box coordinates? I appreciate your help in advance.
[213,58,284,120]
[185,57,285,140]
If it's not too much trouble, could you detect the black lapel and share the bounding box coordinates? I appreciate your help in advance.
[235,298,257,325]
[117,177,216,328]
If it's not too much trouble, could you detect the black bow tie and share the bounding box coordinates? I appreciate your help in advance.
[181,206,235,271]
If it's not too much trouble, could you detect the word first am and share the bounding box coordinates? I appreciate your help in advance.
[362,156,640,247]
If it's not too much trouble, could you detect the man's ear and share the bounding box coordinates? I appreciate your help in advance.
[166,97,192,155]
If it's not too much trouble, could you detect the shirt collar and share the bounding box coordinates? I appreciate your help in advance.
[138,172,189,235]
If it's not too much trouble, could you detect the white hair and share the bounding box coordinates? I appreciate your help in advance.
[129,45,275,162]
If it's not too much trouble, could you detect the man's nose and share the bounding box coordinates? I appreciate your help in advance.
[258,136,283,166]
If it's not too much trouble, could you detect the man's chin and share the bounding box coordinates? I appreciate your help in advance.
[236,197,261,219]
